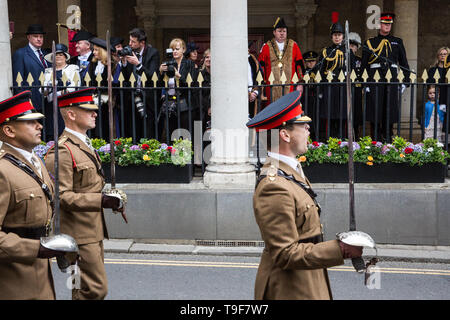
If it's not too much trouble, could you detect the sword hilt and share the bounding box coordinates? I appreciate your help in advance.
[352,257,366,273]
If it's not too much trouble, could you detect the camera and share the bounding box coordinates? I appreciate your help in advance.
[134,89,146,118]
[117,46,133,57]
[163,48,177,78]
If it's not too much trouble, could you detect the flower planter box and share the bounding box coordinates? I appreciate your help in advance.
[102,164,193,183]
[355,162,446,183]
[303,162,446,183]
[302,163,349,183]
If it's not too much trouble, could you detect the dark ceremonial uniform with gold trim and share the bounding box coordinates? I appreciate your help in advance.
[361,33,410,139]
[317,43,355,138]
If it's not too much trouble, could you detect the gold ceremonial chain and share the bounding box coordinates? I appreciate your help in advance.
[323,48,344,74]
[271,39,288,69]
[367,39,392,65]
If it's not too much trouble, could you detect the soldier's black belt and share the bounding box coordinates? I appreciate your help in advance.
[1,226,48,239]
[298,234,323,244]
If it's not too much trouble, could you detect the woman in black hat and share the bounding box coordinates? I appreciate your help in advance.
[40,43,80,140]
[185,42,200,69]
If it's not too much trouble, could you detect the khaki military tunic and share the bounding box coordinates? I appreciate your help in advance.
[253,157,344,300]
[0,144,55,300]
[45,130,108,299]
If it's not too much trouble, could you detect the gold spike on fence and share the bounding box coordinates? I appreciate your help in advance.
[61,72,69,86]
[385,69,392,82]
[314,72,322,83]
[129,73,136,87]
[421,69,428,83]
[338,70,345,82]
[15,72,23,87]
[410,71,416,83]
[268,72,275,85]
[326,71,333,83]
[84,72,91,86]
[256,71,263,85]
[280,71,287,85]
[291,72,299,84]
[361,69,369,82]
[197,72,204,88]
[39,72,45,86]
[350,70,357,82]
[163,74,169,87]
[72,72,80,86]
[303,73,310,83]
[433,69,440,83]
[118,72,125,87]
[373,70,381,83]
[95,72,103,86]
[186,73,193,88]
[26,73,34,86]
[141,72,147,87]
[151,72,158,87]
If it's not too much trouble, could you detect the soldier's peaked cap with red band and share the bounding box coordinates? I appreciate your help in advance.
[246,91,311,131]
[0,90,44,125]
[380,12,396,24]
[58,88,99,110]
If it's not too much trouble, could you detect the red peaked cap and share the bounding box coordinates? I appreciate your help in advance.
[0,91,43,124]
[58,87,98,110]
[246,91,310,131]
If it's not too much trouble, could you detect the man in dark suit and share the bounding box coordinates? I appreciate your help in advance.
[121,28,160,139]
[12,24,51,113]
[68,30,94,85]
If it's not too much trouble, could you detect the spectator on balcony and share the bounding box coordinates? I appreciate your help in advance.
[248,41,262,119]
[41,43,80,141]
[424,85,444,142]
[121,28,160,140]
[200,48,211,131]
[258,17,305,106]
[349,32,363,139]
[68,30,94,85]
[316,15,355,140]
[12,24,50,113]
[158,38,198,142]
[301,50,319,139]
[185,41,200,69]
[361,12,410,143]
[427,47,449,142]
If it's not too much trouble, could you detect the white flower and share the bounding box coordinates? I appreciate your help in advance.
[427,147,434,152]
[437,142,444,148]
[365,146,370,149]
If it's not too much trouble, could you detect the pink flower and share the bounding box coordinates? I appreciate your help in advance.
[327,152,332,157]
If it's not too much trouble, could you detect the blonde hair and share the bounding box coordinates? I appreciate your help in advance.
[169,38,186,52]
[92,45,108,65]
[201,48,210,71]
[432,46,450,67]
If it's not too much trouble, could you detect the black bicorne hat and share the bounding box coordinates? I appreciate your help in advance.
[273,17,288,30]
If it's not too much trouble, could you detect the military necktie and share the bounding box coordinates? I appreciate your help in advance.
[296,163,305,180]
[31,153,42,178]
[38,49,47,68]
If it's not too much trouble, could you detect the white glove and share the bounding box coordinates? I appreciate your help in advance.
[365,87,370,93]
[401,84,406,94]
[439,104,447,113]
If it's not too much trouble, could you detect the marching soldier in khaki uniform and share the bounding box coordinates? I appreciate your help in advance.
[247,91,363,300]
[45,88,124,300]
[0,91,65,300]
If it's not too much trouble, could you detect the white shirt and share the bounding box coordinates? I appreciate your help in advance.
[268,151,305,178]
[276,41,285,53]
[78,51,92,62]
[65,128,91,149]
[94,61,105,76]
[3,142,42,176]
[29,43,45,65]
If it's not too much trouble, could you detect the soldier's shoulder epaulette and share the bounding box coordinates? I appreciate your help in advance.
[259,164,278,182]
[58,135,69,146]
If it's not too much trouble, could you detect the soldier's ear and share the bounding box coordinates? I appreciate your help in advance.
[1,123,16,139]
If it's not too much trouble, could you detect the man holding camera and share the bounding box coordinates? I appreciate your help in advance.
[121,28,160,139]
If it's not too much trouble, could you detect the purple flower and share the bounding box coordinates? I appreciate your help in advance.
[375,142,383,148]
[46,141,55,148]
[130,145,140,151]
[160,143,168,150]
[340,141,348,148]
[327,152,332,157]
[33,144,50,159]
[413,144,423,153]
[99,144,111,153]
[353,142,360,150]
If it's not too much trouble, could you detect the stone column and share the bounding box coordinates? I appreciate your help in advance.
[203,0,255,188]
[294,0,318,52]
[135,0,157,46]
[394,0,419,136]
[0,0,11,146]
[57,0,81,46]
[96,0,114,38]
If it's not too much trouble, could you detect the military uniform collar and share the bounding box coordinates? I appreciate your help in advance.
[265,155,306,183]
[2,142,35,166]
[64,128,91,149]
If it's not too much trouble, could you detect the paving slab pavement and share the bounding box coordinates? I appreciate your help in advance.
[104,239,450,263]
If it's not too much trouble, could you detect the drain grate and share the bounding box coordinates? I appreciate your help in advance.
[196,240,265,248]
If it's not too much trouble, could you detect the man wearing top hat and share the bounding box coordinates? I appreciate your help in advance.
[68,30,94,85]
[0,91,66,300]
[247,91,363,299]
[12,24,51,113]
[361,12,410,142]
[45,88,125,300]
[258,17,305,106]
